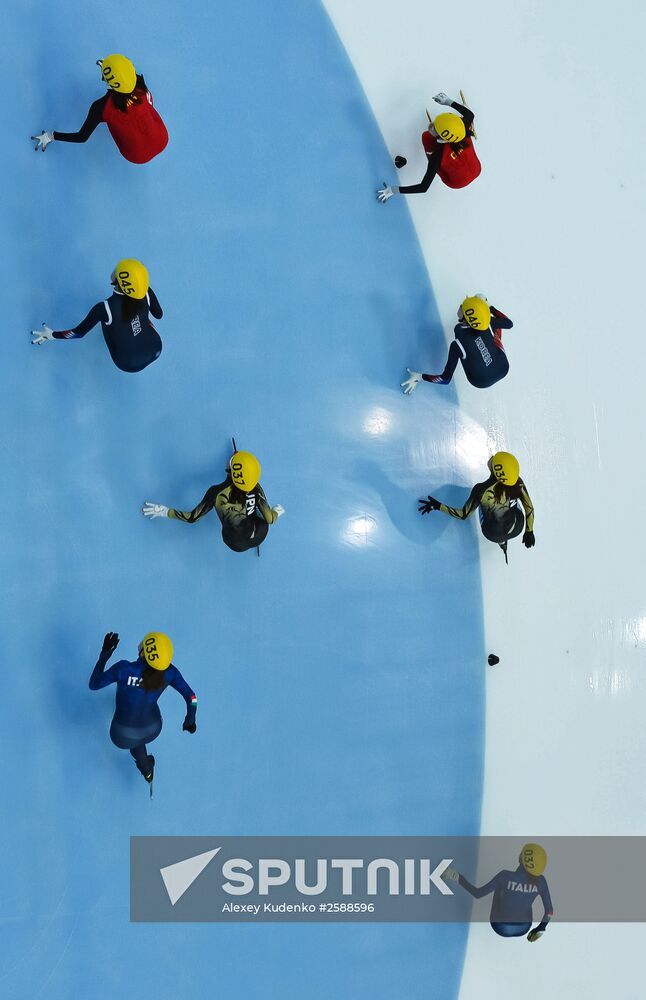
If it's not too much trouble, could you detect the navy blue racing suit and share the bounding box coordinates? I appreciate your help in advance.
[53,288,163,373]
[459,865,553,937]
[423,306,513,388]
[89,651,196,773]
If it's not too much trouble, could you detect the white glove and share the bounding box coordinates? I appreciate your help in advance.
[433,92,453,106]
[401,368,422,394]
[142,502,169,519]
[31,324,55,345]
[32,131,54,152]
[272,504,285,520]
[474,292,488,302]
[443,866,460,883]
[376,183,395,203]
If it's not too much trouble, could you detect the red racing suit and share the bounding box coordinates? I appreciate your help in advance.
[421,130,481,189]
[103,88,169,164]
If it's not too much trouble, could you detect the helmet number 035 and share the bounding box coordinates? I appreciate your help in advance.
[144,635,159,662]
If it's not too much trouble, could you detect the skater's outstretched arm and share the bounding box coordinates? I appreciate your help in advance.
[53,302,106,340]
[89,632,121,690]
[397,145,443,195]
[53,96,108,144]
[255,485,280,524]
[517,479,535,532]
[518,479,535,546]
[168,485,220,523]
[435,480,490,520]
[166,666,197,731]
[448,100,475,131]
[490,306,513,329]
[421,340,462,385]
[147,288,163,320]
[530,882,553,937]
[457,871,499,899]
[490,306,513,350]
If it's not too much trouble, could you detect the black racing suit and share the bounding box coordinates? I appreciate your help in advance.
[436,474,534,544]
[169,481,278,552]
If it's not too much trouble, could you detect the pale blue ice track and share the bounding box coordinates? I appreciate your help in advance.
[3,2,485,997]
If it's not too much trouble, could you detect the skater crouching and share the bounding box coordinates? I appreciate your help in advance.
[418,452,535,557]
[444,843,553,941]
[142,450,284,553]
[401,295,513,392]
[377,91,480,203]
[32,54,168,164]
[31,259,163,373]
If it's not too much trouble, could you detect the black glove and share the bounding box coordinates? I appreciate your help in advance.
[101,632,119,656]
[523,530,535,548]
[183,718,197,734]
[418,495,441,515]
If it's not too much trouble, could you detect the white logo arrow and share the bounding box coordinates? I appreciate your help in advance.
[160,848,221,906]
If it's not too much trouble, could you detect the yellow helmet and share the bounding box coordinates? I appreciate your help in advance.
[140,632,174,671]
[99,54,137,93]
[434,113,466,144]
[520,843,547,878]
[114,259,149,299]
[490,452,520,486]
[230,451,261,492]
[461,296,491,331]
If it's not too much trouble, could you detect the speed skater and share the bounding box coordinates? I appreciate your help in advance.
[401,295,513,391]
[31,54,168,164]
[142,450,285,553]
[419,452,535,554]
[444,843,553,940]
[89,631,197,786]
[377,91,480,203]
[31,259,163,373]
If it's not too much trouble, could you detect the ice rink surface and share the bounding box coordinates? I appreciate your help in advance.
[3,2,488,998]
[324,0,646,995]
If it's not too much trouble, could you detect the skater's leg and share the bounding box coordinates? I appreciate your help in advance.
[479,507,523,544]
[253,518,269,547]
[479,513,508,544]
[506,507,525,540]
[130,743,151,775]
[110,719,160,781]
[222,517,269,553]
[490,921,532,938]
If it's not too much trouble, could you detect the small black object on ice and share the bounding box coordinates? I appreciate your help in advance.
[488,654,500,666]
[394,155,407,168]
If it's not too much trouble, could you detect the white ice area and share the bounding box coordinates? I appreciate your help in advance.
[323,0,646,995]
